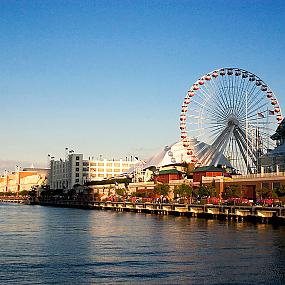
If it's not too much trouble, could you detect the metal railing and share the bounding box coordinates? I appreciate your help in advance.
[232,172,285,179]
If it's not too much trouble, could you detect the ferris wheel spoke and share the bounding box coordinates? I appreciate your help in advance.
[181,67,280,173]
[202,127,233,165]
[247,87,263,108]
[234,129,255,173]
[247,98,268,115]
[236,126,258,160]
[208,77,231,115]
[231,73,241,108]
[234,134,249,173]
[238,78,255,115]
[217,76,233,111]
[205,79,231,114]
[235,75,247,116]
[245,102,271,119]
[225,74,237,109]
[237,123,273,145]
[196,86,229,120]
[235,79,252,116]
[190,98,227,122]
[233,76,247,114]
[220,75,233,110]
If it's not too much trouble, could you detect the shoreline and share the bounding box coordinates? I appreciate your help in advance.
[40,200,285,225]
[1,198,284,225]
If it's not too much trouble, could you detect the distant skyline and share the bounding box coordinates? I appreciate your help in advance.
[0,0,284,172]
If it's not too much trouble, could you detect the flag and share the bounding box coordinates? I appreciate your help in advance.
[269,110,275,115]
[257,112,265,118]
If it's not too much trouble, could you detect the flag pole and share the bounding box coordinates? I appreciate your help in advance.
[267,107,269,151]
[245,92,248,174]
[256,113,259,173]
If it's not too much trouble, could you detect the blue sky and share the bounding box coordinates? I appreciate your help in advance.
[0,0,284,170]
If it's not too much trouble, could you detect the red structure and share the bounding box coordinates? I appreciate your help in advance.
[192,166,225,183]
[156,169,183,184]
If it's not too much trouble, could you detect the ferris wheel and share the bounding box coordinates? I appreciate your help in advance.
[180,67,283,174]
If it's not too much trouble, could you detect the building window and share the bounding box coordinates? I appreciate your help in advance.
[273,182,280,189]
[76,168,79,171]
[76,173,79,177]
[76,162,79,166]
[75,179,79,183]
[262,182,269,190]
[76,156,80,160]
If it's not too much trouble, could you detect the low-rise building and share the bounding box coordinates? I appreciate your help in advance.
[49,153,137,190]
[156,169,183,184]
[0,168,48,194]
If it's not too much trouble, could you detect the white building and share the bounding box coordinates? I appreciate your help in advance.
[49,153,137,190]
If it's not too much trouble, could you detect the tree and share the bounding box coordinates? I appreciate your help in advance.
[256,187,270,199]
[116,188,126,197]
[223,184,242,199]
[174,184,193,197]
[19,190,29,196]
[174,184,193,203]
[181,162,195,178]
[197,184,210,198]
[272,185,285,198]
[154,183,170,196]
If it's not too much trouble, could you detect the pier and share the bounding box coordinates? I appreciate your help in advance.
[38,199,285,225]
[0,198,28,204]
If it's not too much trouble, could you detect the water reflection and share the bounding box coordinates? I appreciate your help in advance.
[0,203,284,284]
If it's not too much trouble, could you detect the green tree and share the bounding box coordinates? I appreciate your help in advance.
[223,184,242,198]
[272,185,285,198]
[19,190,29,196]
[154,183,170,196]
[197,184,210,197]
[174,184,193,198]
[116,188,126,197]
[256,187,270,199]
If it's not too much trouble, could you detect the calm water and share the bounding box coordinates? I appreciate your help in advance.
[0,203,284,285]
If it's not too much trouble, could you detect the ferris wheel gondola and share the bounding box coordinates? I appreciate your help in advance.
[180,67,283,174]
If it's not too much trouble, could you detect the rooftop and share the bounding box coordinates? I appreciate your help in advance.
[192,166,225,173]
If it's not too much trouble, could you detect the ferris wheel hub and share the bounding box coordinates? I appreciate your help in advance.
[180,67,283,174]
[227,117,239,127]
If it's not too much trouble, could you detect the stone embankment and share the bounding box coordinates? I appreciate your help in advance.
[39,199,285,225]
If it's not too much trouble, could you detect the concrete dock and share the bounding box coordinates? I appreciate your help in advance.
[37,199,285,225]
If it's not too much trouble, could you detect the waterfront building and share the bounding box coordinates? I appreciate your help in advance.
[49,153,137,190]
[0,168,48,194]
[156,169,183,184]
[192,166,225,184]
